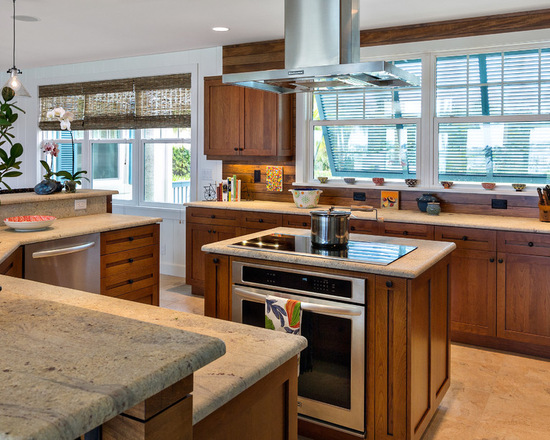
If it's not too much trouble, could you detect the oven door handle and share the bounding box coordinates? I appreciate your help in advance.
[233,287,363,317]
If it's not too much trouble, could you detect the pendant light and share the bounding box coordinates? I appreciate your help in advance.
[4,0,30,97]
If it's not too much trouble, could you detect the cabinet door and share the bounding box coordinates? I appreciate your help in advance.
[0,247,23,277]
[204,254,230,320]
[380,222,434,240]
[497,253,550,346]
[243,88,279,156]
[204,76,243,157]
[450,249,497,337]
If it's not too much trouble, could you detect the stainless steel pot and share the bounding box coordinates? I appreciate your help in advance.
[310,206,379,248]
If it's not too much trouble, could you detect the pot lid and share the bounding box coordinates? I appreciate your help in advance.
[310,209,350,217]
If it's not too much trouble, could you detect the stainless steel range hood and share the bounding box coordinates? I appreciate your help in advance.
[223,0,420,94]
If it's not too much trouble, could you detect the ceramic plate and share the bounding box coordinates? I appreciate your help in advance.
[4,215,56,232]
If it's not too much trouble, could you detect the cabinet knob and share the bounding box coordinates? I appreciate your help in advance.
[351,226,356,231]
[128,236,134,242]
[213,258,219,264]
[489,257,495,263]
[234,147,238,151]
[528,241,534,247]
[208,229,212,233]
[128,279,134,284]
[210,215,216,219]
[498,258,504,264]
[259,218,264,223]
[212,230,216,233]
[386,280,393,288]
[128,258,134,263]
[402,231,408,236]
[462,236,468,241]
[239,148,244,151]
[302,222,308,227]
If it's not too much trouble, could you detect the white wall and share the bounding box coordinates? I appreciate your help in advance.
[1,47,224,276]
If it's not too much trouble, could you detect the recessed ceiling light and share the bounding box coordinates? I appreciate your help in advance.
[212,26,230,32]
[15,15,40,22]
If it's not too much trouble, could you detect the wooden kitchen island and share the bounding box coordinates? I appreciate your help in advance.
[202,227,456,440]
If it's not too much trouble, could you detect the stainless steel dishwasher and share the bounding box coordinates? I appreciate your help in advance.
[24,233,101,293]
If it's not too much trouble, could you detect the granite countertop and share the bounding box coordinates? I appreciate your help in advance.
[0,286,225,440]
[0,276,307,431]
[0,189,118,205]
[0,213,162,264]
[186,200,550,234]
[202,227,456,279]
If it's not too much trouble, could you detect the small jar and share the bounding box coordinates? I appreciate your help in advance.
[416,193,438,212]
[426,202,441,216]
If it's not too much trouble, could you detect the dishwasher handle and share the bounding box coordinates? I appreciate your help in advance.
[233,287,363,317]
[32,241,96,259]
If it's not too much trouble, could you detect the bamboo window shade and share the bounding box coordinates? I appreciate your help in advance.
[38,73,191,130]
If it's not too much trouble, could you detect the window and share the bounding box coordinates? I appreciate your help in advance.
[312,60,422,180]
[38,73,192,206]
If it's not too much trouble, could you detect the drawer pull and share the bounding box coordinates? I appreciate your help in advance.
[489,258,495,263]
[302,222,308,227]
[351,226,356,231]
[386,280,393,288]
[213,258,219,264]
[239,148,244,151]
[128,279,134,284]
[528,241,534,247]
[259,218,264,223]
[128,236,134,242]
[212,230,216,234]
[128,258,134,263]
[234,147,238,151]
[210,215,216,219]
[462,236,468,241]
[402,231,408,236]
[208,229,212,233]
[498,258,504,264]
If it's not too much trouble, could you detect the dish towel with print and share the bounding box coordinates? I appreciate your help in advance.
[265,295,302,335]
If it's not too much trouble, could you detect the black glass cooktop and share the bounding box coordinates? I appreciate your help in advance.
[229,233,416,266]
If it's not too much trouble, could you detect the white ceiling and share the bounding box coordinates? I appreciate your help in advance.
[1,0,549,70]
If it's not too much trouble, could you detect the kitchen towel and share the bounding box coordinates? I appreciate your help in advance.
[265,295,301,335]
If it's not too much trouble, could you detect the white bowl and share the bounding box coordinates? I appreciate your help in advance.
[289,189,322,208]
[4,215,56,231]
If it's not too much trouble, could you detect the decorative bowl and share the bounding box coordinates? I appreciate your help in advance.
[343,177,356,184]
[288,189,322,208]
[440,181,454,189]
[4,215,56,231]
[405,178,418,187]
[512,183,526,192]
[372,177,385,186]
[317,177,328,184]
[481,182,496,190]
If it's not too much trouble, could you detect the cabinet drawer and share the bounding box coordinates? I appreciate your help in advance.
[350,219,379,235]
[497,231,550,256]
[380,222,434,240]
[102,284,159,306]
[187,207,240,226]
[101,224,159,255]
[435,226,496,251]
[240,211,282,229]
[101,266,158,297]
[101,245,158,279]
[282,214,311,229]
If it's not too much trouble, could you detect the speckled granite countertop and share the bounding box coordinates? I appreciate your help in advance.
[186,200,550,234]
[0,213,162,264]
[202,227,456,279]
[0,189,117,205]
[0,276,307,436]
[0,284,225,440]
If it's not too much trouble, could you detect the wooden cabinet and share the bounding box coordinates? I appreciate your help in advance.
[283,214,311,229]
[100,224,160,306]
[0,247,23,278]
[380,221,434,240]
[239,211,282,233]
[350,218,379,235]
[204,254,230,320]
[204,76,293,159]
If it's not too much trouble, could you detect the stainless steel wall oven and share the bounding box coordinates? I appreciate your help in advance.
[231,261,366,434]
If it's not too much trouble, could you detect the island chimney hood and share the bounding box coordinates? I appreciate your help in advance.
[222,0,420,94]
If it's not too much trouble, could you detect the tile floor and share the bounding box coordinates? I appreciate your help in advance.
[159,275,550,440]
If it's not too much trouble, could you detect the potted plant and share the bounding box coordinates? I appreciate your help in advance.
[55,169,89,193]
[0,86,24,191]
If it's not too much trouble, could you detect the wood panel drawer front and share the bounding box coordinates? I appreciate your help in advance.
[435,226,496,251]
[101,224,159,255]
[187,207,240,226]
[350,219,379,235]
[101,245,158,279]
[240,211,282,229]
[381,222,434,240]
[102,285,159,306]
[101,266,158,297]
[0,247,23,278]
[498,231,550,256]
[282,214,311,229]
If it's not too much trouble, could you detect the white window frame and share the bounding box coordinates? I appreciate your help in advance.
[299,29,550,195]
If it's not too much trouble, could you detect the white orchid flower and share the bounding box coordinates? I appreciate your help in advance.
[46,110,55,119]
[63,111,75,122]
[60,119,71,131]
[53,107,65,118]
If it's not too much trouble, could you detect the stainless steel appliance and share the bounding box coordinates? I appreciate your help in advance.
[24,233,101,293]
[231,260,366,434]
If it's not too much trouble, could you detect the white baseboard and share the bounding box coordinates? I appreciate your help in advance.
[161,262,186,278]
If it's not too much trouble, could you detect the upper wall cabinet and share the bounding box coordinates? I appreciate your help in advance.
[204,76,293,159]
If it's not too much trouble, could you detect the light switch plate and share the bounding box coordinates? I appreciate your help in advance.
[75,199,87,210]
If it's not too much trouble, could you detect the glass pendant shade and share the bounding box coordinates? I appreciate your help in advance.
[4,69,30,97]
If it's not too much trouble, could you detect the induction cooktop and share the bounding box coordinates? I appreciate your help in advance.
[229,233,416,266]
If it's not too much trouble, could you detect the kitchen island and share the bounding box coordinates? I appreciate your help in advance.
[0,275,306,439]
[202,227,456,440]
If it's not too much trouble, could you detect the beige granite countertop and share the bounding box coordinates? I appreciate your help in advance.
[0,213,162,264]
[186,200,550,234]
[0,276,307,434]
[0,189,117,205]
[0,284,225,440]
[202,227,456,279]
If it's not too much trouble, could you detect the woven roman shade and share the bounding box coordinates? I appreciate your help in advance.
[38,73,191,130]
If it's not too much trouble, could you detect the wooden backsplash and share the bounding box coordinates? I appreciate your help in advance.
[222,163,539,218]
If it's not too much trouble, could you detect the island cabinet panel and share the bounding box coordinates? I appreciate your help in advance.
[240,211,283,231]
[283,214,311,229]
[379,222,434,240]
[204,76,293,159]
[204,254,231,319]
[100,224,159,306]
[350,219,379,235]
[0,247,23,278]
